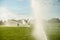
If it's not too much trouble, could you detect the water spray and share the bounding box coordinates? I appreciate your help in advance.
[31,0,47,40]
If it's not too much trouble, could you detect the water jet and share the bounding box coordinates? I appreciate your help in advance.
[31,0,47,40]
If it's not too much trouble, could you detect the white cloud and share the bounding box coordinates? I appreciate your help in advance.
[0,7,16,20]
[0,7,31,20]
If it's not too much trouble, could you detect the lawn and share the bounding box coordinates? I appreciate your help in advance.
[0,23,60,40]
[44,23,60,40]
[0,26,34,40]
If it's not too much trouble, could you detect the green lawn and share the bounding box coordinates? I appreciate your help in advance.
[0,23,60,40]
[0,27,34,40]
[44,23,60,40]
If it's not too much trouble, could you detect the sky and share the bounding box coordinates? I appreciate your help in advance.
[0,0,32,20]
[0,0,60,20]
[38,0,60,19]
[0,0,31,15]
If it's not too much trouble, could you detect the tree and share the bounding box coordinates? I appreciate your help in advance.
[0,20,4,25]
[48,18,60,23]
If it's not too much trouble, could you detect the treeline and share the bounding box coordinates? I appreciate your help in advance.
[48,18,60,23]
[0,20,4,25]
[0,18,60,25]
[0,19,31,25]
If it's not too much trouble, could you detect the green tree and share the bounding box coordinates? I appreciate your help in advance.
[48,18,60,23]
[0,20,4,25]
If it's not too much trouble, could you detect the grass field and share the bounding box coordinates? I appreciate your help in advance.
[44,23,60,40]
[0,27,34,40]
[0,23,60,40]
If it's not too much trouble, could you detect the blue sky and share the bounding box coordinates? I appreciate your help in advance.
[0,0,32,16]
[0,0,60,19]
